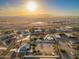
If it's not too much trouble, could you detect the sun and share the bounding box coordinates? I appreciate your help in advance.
[26,1,38,12]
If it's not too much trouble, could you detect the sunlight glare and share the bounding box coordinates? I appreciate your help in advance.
[26,1,38,12]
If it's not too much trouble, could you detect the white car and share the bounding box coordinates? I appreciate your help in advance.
[54,34,61,39]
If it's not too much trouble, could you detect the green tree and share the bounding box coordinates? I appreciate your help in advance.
[29,27,35,33]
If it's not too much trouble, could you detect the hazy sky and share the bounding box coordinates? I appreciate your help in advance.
[0,0,79,16]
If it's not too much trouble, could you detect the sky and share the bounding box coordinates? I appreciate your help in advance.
[0,0,79,16]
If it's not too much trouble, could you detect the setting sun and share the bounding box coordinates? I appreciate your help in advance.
[26,1,38,12]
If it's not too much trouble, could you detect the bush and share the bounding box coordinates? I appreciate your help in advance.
[60,49,65,53]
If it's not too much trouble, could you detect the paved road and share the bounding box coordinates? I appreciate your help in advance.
[58,35,73,59]
[61,51,72,59]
